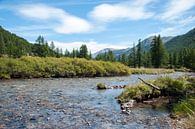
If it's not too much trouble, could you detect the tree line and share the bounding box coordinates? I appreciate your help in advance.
[95,35,195,70]
[0,31,92,59]
[0,25,194,71]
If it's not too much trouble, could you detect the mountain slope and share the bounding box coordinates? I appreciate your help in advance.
[165,28,195,52]
[93,36,173,58]
[0,26,32,57]
[92,48,116,58]
[0,26,56,57]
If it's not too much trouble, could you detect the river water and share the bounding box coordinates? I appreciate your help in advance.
[0,72,190,129]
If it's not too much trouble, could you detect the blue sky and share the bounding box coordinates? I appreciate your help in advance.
[0,0,195,53]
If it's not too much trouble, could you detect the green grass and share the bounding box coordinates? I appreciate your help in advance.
[96,83,107,89]
[118,76,195,128]
[129,68,174,74]
[118,77,193,103]
[0,56,131,79]
[172,95,195,117]
[0,57,176,79]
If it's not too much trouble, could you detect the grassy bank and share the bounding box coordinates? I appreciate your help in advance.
[129,68,174,74]
[0,57,176,79]
[0,56,131,79]
[118,76,195,128]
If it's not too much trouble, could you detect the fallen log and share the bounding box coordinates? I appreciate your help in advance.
[138,77,161,91]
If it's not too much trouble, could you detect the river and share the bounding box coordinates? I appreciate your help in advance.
[0,72,190,129]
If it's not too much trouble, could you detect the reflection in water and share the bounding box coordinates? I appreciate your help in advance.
[0,72,189,128]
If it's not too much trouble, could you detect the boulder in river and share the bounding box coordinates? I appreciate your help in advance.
[97,83,107,90]
[121,100,135,110]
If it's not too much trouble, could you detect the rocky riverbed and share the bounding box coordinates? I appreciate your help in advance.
[0,72,190,129]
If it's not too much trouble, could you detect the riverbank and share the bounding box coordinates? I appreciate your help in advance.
[117,76,195,128]
[0,56,176,79]
[0,56,131,79]
[129,68,174,74]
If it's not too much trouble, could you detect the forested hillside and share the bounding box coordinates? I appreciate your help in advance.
[165,28,195,52]
[0,26,57,57]
[0,26,32,57]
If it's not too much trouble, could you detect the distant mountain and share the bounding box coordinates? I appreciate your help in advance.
[92,48,117,58]
[141,36,173,51]
[165,28,195,52]
[93,36,173,58]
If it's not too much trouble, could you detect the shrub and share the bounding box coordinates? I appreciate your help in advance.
[97,83,107,89]
[0,56,131,79]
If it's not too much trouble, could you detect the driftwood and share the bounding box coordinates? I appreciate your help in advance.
[138,77,161,91]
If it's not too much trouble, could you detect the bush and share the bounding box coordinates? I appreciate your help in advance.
[118,83,152,103]
[0,56,131,79]
[118,77,194,103]
[97,83,107,89]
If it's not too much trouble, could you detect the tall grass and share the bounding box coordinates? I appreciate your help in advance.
[118,76,195,127]
[0,56,131,79]
[129,68,174,74]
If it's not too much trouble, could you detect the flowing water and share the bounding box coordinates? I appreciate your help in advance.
[0,72,190,129]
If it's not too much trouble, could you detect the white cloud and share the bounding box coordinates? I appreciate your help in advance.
[148,27,178,37]
[160,0,195,20]
[17,4,92,34]
[51,40,129,53]
[89,0,154,22]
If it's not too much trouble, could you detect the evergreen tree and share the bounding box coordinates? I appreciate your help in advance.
[150,35,167,68]
[64,49,70,57]
[137,39,142,68]
[79,44,88,58]
[56,48,60,58]
[72,49,76,58]
[36,35,44,45]
[173,52,178,67]
[89,51,92,59]
[75,49,80,57]
[107,50,115,62]
[60,48,63,57]
[50,41,55,56]
[169,53,173,68]
[121,53,127,65]
[0,33,5,56]
[132,43,137,68]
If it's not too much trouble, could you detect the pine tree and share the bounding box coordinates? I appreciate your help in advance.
[150,35,167,68]
[137,39,142,68]
[50,41,55,57]
[60,48,63,57]
[169,53,173,68]
[121,53,127,65]
[75,49,80,57]
[72,49,76,58]
[64,49,70,57]
[0,33,5,56]
[79,44,88,58]
[56,48,60,58]
[132,43,137,68]
[173,52,178,67]
[107,50,115,61]
[89,51,92,59]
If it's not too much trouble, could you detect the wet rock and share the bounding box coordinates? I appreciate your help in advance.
[111,85,127,89]
[121,100,135,109]
[97,83,107,90]
[30,117,36,121]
